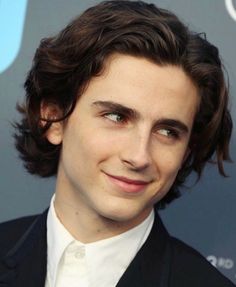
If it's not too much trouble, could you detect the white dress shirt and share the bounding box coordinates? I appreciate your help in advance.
[45,196,154,287]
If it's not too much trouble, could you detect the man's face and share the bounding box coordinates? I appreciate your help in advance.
[48,54,199,226]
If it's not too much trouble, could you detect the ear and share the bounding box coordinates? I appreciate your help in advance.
[40,102,63,145]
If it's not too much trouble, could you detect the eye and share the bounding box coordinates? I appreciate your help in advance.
[157,128,179,138]
[104,112,126,123]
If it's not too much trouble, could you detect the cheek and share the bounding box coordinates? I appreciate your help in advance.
[80,128,123,157]
[63,124,116,168]
[151,153,185,202]
[154,145,187,178]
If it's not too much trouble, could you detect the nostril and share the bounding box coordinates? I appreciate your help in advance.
[121,158,150,172]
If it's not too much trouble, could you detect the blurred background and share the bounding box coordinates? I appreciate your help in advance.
[0,0,235,283]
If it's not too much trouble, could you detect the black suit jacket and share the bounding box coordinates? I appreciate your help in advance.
[0,210,235,287]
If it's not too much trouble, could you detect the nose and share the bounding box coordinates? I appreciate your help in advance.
[120,129,152,171]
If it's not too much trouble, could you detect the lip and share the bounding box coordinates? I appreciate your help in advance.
[103,172,150,194]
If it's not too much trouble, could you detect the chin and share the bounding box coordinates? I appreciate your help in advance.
[98,203,150,224]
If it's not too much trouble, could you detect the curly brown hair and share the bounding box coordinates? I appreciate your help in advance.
[14,0,232,207]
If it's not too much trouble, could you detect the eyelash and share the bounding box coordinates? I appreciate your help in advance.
[103,111,128,123]
[157,128,180,139]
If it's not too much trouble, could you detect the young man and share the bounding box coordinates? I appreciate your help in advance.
[0,1,234,286]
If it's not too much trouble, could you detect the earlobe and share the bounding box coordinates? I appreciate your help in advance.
[40,102,63,145]
[46,122,63,145]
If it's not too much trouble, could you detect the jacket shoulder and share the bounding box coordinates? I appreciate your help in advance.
[0,215,39,257]
[169,236,235,286]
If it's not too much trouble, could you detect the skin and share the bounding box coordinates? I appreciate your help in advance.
[46,54,199,243]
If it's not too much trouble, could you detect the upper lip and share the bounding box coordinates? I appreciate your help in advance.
[104,172,150,185]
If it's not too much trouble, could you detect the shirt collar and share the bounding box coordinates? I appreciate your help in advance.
[47,194,154,287]
[47,195,74,285]
[85,210,154,286]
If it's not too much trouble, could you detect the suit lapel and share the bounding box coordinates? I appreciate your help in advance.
[116,212,172,287]
[0,210,48,287]
[0,210,171,287]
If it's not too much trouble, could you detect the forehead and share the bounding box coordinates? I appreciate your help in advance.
[82,54,199,124]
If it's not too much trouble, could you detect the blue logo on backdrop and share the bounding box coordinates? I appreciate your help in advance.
[0,0,28,73]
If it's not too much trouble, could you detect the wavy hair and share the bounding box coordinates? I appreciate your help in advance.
[14,0,232,207]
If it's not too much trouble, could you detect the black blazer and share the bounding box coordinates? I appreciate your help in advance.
[0,210,235,287]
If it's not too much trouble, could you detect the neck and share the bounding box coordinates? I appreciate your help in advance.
[53,191,151,243]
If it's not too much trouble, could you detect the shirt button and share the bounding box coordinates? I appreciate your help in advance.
[75,246,85,259]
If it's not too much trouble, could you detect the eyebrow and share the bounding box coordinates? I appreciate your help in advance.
[92,100,189,133]
[92,100,139,119]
